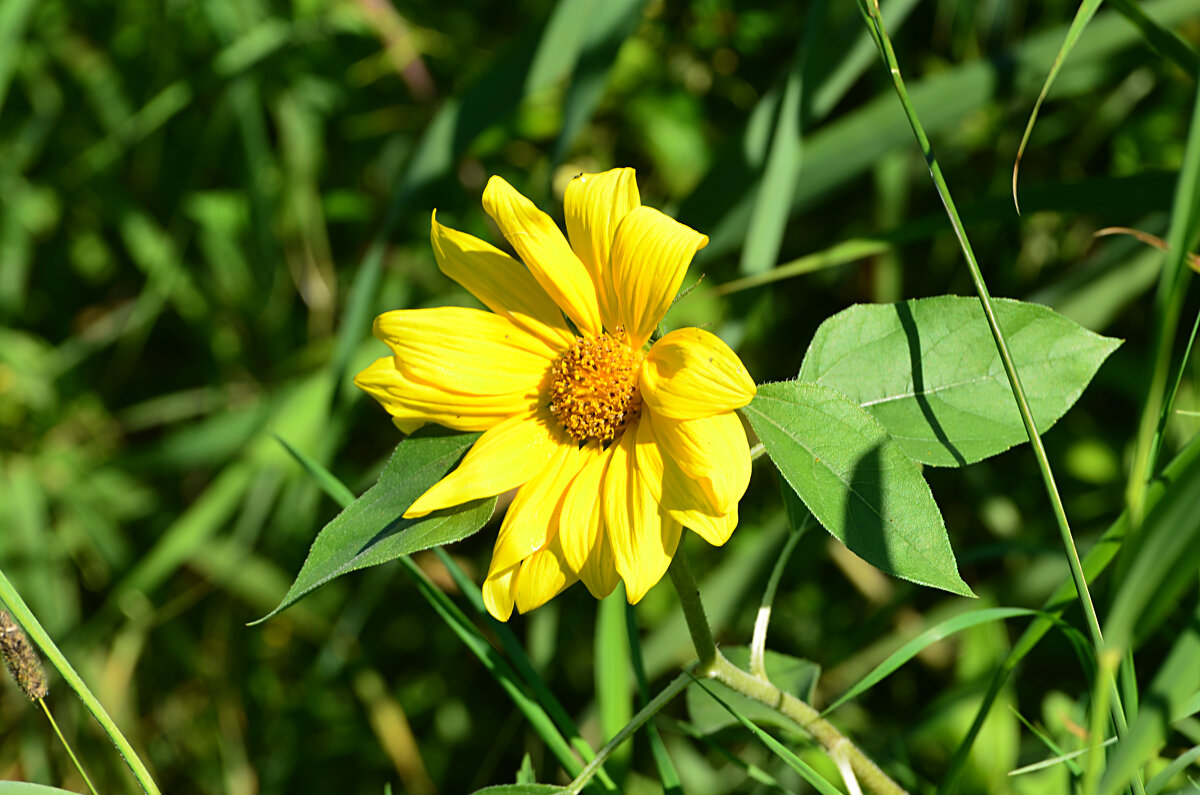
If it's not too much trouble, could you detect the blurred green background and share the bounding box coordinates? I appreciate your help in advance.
[1,0,1198,792]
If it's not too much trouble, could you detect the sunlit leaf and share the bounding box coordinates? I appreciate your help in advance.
[741,380,973,597]
[800,297,1120,467]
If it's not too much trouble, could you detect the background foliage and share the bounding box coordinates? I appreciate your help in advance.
[1,0,1198,793]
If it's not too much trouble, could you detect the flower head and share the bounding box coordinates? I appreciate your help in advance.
[355,168,756,620]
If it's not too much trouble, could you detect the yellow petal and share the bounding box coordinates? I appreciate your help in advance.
[609,206,708,349]
[563,168,640,329]
[430,211,574,350]
[355,356,533,431]
[641,328,756,420]
[483,562,520,622]
[680,505,738,547]
[559,443,621,599]
[488,442,589,575]
[405,409,562,518]
[391,416,424,434]
[373,307,555,395]
[602,427,683,604]
[634,413,717,514]
[634,414,738,545]
[515,533,578,614]
[482,176,602,337]
[650,411,751,517]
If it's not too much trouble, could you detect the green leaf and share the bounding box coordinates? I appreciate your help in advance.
[256,428,494,623]
[471,786,567,795]
[686,646,819,734]
[799,297,1120,467]
[741,381,973,597]
[0,785,84,795]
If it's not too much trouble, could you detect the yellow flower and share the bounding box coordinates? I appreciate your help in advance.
[355,168,756,620]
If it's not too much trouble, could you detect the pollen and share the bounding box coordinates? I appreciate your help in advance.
[549,328,642,443]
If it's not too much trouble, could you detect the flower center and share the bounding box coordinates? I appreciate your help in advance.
[549,328,642,443]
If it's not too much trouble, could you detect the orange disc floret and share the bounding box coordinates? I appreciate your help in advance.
[549,328,642,443]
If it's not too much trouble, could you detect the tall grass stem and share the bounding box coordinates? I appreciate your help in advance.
[855,0,1138,777]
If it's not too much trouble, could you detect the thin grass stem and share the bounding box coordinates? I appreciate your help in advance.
[854,5,1139,787]
[40,699,100,795]
[565,673,691,795]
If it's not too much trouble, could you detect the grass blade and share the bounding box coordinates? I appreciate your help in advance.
[1109,0,1199,78]
[749,514,809,678]
[596,592,632,777]
[272,433,356,508]
[1100,596,1200,795]
[688,678,843,795]
[1008,737,1116,777]
[273,433,616,790]
[550,0,645,170]
[397,555,590,783]
[823,608,1039,715]
[1146,744,1200,795]
[738,0,825,275]
[566,675,692,795]
[938,433,1200,793]
[1126,70,1200,526]
[857,0,1111,680]
[625,602,682,795]
[1012,0,1105,214]
[856,4,1141,787]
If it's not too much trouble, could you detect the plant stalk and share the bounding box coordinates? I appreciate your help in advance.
[669,550,907,795]
[666,552,718,674]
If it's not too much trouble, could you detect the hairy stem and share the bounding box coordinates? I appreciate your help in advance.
[670,550,908,795]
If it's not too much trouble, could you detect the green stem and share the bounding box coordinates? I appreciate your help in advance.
[1084,652,1121,795]
[856,0,1137,772]
[0,568,161,795]
[40,699,100,795]
[668,550,907,795]
[749,519,808,679]
[666,553,717,674]
[709,655,905,795]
